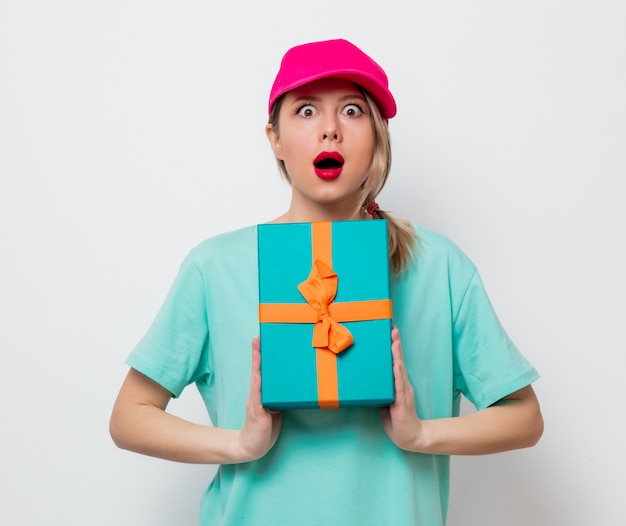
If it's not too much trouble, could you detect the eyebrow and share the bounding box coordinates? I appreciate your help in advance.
[292,93,366,104]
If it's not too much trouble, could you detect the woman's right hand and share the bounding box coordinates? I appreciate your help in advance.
[110,338,282,465]
[236,338,283,461]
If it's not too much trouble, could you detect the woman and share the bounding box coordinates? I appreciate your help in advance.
[110,38,543,525]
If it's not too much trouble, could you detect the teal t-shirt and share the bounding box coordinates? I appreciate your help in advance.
[126,224,539,526]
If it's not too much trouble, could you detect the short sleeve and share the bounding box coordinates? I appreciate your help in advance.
[126,252,209,397]
[452,270,539,410]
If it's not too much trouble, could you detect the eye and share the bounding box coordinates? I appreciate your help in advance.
[296,104,317,117]
[343,103,364,117]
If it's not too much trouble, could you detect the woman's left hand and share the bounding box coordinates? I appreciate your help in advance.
[381,327,544,455]
[380,326,424,451]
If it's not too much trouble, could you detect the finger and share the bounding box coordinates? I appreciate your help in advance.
[251,337,260,383]
[252,336,261,361]
[393,362,409,410]
[391,326,403,362]
[390,328,407,398]
[392,364,415,415]
[250,337,262,410]
[392,327,412,390]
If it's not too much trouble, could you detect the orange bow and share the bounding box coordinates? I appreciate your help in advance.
[297,259,354,354]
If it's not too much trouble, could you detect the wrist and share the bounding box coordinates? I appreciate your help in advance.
[201,428,253,465]
[401,419,434,454]
[230,429,266,464]
[229,430,254,464]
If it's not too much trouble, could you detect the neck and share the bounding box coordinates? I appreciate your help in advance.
[271,198,369,224]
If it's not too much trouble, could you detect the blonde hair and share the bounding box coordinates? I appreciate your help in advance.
[268,90,417,273]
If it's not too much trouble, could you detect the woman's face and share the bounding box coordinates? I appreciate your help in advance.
[266,78,375,214]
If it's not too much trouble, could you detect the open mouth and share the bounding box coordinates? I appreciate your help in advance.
[313,151,344,179]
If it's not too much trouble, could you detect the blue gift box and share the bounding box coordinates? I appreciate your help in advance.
[257,220,394,410]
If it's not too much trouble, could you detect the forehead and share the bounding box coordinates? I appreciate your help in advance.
[285,78,364,100]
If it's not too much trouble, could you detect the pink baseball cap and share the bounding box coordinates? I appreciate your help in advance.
[268,39,397,119]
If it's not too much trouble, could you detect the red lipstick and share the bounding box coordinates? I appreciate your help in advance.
[313,151,344,180]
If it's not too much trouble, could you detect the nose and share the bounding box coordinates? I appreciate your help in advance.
[320,114,341,142]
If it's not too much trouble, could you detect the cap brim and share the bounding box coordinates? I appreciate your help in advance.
[271,69,396,119]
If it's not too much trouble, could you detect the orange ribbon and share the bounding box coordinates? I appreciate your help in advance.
[258,222,392,410]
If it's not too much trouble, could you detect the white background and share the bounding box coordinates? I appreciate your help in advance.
[1,1,624,525]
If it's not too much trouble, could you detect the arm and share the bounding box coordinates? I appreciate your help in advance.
[109,338,282,464]
[381,327,544,455]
